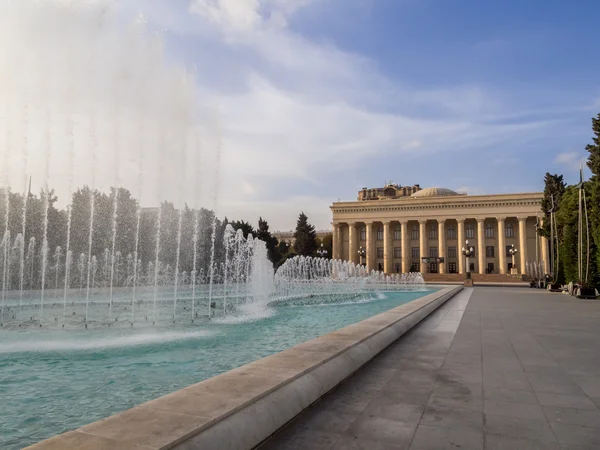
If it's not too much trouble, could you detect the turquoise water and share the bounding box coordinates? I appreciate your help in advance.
[0,289,433,449]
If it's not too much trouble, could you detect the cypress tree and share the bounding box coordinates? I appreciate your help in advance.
[585,113,600,284]
[556,186,579,283]
[540,173,566,238]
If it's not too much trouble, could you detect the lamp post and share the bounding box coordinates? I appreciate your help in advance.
[461,239,474,278]
[316,243,328,258]
[509,245,518,274]
[357,246,366,267]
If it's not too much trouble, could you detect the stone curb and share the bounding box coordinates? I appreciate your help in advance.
[26,286,462,450]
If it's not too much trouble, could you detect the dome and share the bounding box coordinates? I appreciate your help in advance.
[410,187,459,198]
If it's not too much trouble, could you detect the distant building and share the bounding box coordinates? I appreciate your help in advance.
[357,182,423,201]
[273,230,331,245]
[331,183,548,276]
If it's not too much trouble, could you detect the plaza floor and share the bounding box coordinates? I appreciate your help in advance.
[258,287,600,449]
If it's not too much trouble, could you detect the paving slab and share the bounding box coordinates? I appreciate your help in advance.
[258,287,600,450]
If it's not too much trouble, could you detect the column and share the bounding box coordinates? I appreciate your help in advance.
[348,222,358,264]
[365,222,375,272]
[419,220,427,273]
[438,219,446,274]
[457,219,465,274]
[477,218,485,274]
[401,221,409,274]
[518,217,528,274]
[383,221,392,274]
[332,223,340,260]
[497,217,506,274]
[540,218,549,274]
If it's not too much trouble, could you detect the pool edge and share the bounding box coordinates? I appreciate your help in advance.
[25,286,462,450]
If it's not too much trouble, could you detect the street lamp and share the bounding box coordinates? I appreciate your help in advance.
[509,245,518,273]
[461,239,474,277]
[357,246,366,266]
[317,243,328,258]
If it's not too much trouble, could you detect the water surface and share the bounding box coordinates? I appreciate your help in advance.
[0,289,433,449]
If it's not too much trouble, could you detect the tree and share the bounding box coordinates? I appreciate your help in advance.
[230,220,255,239]
[256,217,280,264]
[293,212,317,256]
[540,173,566,237]
[555,184,597,285]
[585,112,600,283]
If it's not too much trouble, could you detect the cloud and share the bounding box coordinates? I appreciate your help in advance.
[0,1,220,210]
[189,0,316,32]
[176,0,568,228]
[3,1,585,231]
[554,151,587,171]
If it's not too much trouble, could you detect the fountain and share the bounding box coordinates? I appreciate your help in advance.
[0,4,432,448]
[272,256,425,306]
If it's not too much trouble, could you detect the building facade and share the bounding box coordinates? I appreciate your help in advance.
[331,185,548,275]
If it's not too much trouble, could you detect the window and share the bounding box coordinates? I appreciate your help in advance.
[448,246,457,258]
[377,226,383,241]
[395,263,401,273]
[394,247,401,258]
[393,226,401,240]
[377,247,384,258]
[429,225,437,240]
[466,224,475,239]
[449,262,457,273]
[469,263,475,272]
[410,262,420,272]
[447,226,456,239]
[378,263,383,271]
[486,246,495,258]
[410,225,419,240]
[485,223,495,238]
[429,247,438,258]
[360,226,366,241]
[505,223,515,238]
[411,247,419,259]
[506,245,513,257]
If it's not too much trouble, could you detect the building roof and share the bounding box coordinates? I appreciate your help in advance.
[410,187,460,198]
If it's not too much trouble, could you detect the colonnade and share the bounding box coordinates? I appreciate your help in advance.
[332,217,549,276]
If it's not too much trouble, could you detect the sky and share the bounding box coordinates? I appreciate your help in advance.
[3,0,600,231]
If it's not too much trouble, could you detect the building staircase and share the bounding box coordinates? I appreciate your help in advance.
[422,273,526,284]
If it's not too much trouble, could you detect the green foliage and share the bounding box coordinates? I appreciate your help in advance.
[0,186,227,289]
[293,212,318,256]
[544,111,600,287]
[585,113,600,175]
[229,220,255,239]
[585,113,600,284]
[554,184,597,285]
[561,221,578,283]
[256,217,281,265]
[540,173,566,237]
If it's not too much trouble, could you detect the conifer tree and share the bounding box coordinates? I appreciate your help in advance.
[256,217,280,264]
[293,212,318,256]
[585,113,600,282]
[540,173,566,237]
